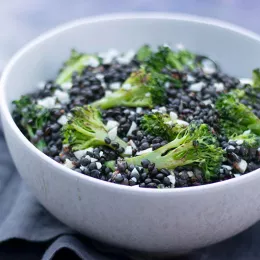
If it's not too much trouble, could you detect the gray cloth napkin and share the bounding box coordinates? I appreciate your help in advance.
[1,128,260,260]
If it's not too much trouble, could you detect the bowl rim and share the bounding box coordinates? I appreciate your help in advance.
[1,12,260,195]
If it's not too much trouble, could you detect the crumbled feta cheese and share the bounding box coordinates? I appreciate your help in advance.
[85,147,93,153]
[159,106,167,113]
[124,146,133,156]
[136,107,143,114]
[129,140,137,150]
[80,166,85,171]
[131,168,139,175]
[127,121,137,136]
[170,111,178,121]
[234,159,247,173]
[131,177,137,183]
[176,119,189,126]
[117,50,135,64]
[100,49,120,64]
[202,99,212,105]
[130,111,136,116]
[95,73,104,80]
[54,90,70,104]
[85,155,91,160]
[99,151,104,157]
[236,140,244,145]
[108,127,118,140]
[122,83,132,90]
[243,130,251,135]
[101,82,107,89]
[164,82,171,88]
[145,92,151,97]
[176,43,184,50]
[61,82,73,90]
[239,78,252,86]
[110,82,121,90]
[57,115,68,125]
[234,174,241,178]
[187,171,194,178]
[105,90,112,96]
[37,96,59,109]
[64,159,74,169]
[168,175,176,187]
[37,81,46,90]
[201,59,216,74]
[186,75,195,82]
[222,165,233,171]
[106,120,119,130]
[189,82,205,92]
[74,149,87,160]
[96,162,102,170]
[214,82,224,92]
[136,148,153,155]
[90,157,98,163]
[84,56,99,67]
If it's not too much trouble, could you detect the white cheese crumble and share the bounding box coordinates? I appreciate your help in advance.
[234,174,241,178]
[236,140,244,145]
[127,121,137,136]
[61,82,73,90]
[214,82,224,92]
[131,168,139,175]
[124,146,133,156]
[99,151,104,157]
[235,159,248,173]
[105,90,112,97]
[136,107,143,114]
[108,127,118,141]
[136,148,153,155]
[57,115,68,125]
[189,82,206,92]
[117,50,135,64]
[176,119,189,126]
[90,157,98,163]
[122,83,132,90]
[54,90,70,104]
[84,56,99,67]
[164,82,171,88]
[222,165,233,171]
[145,92,151,97]
[110,82,121,90]
[64,159,74,169]
[96,162,102,170]
[74,149,88,160]
[129,140,137,150]
[186,75,195,82]
[239,78,252,86]
[158,106,167,113]
[106,120,119,131]
[170,111,178,121]
[168,175,176,187]
[37,96,60,109]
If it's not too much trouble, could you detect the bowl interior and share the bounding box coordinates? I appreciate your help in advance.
[3,13,260,111]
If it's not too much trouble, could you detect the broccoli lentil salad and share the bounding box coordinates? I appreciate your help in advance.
[12,45,260,189]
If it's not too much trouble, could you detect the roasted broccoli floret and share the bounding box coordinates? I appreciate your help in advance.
[107,122,224,180]
[62,105,127,151]
[12,95,50,151]
[219,118,247,138]
[91,67,165,109]
[230,130,260,148]
[216,94,260,135]
[140,112,187,141]
[55,49,100,85]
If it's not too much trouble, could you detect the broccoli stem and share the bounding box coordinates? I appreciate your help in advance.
[91,90,152,109]
[125,142,194,169]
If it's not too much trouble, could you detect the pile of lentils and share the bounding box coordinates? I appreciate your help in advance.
[13,48,260,189]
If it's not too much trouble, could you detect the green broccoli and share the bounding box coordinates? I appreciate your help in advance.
[55,49,100,85]
[216,94,260,135]
[140,112,187,141]
[91,67,165,109]
[230,130,260,148]
[107,122,224,180]
[219,118,247,138]
[144,45,196,72]
[12,95,50,151]
[62,105,127,151]
[253,68,260,89]
[136,45,153,62]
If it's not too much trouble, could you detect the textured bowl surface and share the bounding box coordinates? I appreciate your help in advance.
[1,13,260,255]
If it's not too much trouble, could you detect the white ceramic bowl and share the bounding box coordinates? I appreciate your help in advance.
[1,13,260,255]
